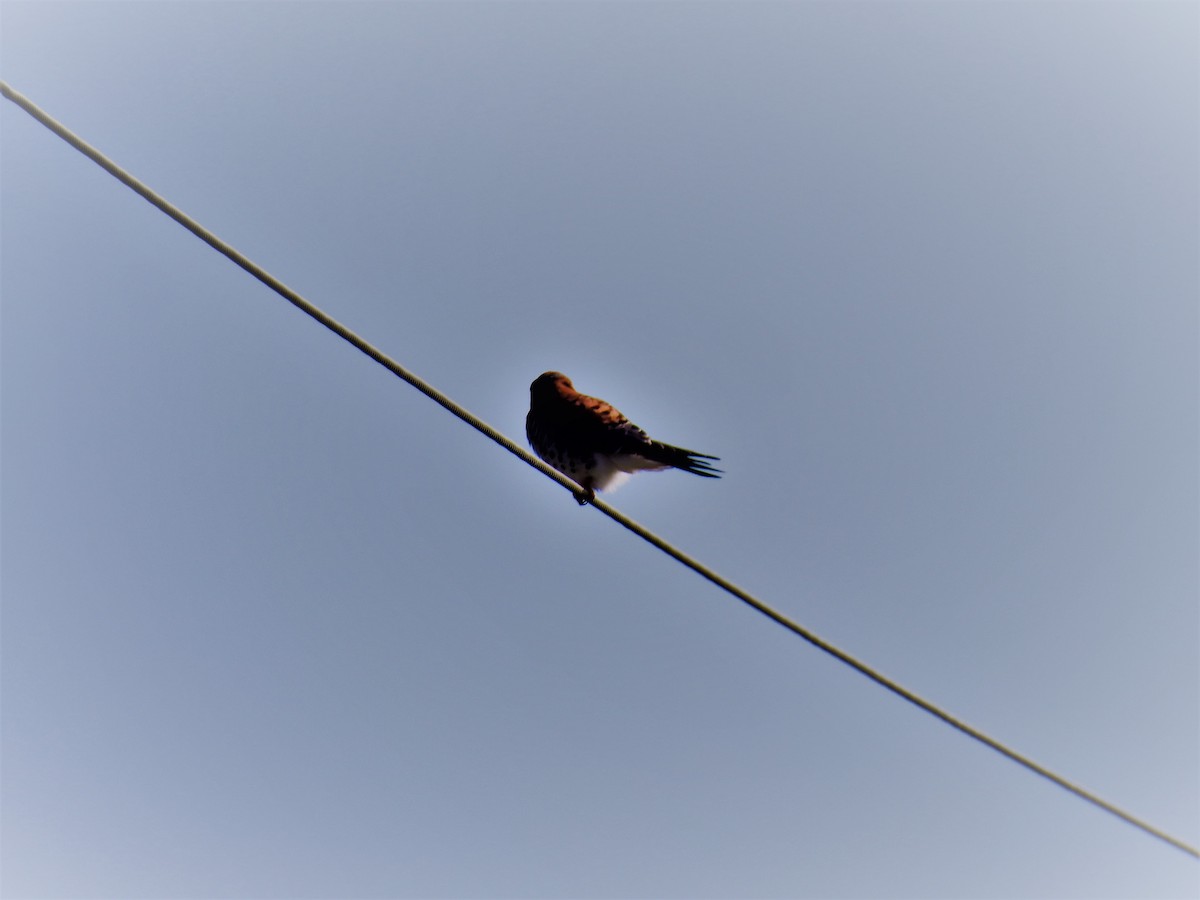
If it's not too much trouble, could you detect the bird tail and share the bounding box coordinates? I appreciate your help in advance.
[645,441,723,478]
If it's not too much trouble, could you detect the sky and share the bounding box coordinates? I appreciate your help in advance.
[1,2,1197,898]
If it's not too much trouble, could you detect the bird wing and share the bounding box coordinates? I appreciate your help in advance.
[576,394,722,478]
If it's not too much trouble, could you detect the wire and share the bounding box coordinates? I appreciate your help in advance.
[4,80,1196,861]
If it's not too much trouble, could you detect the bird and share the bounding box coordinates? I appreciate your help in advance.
[526,371,721,505]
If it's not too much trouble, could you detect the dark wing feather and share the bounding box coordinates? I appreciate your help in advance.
[574,396,722,478]
[640,440,723,478]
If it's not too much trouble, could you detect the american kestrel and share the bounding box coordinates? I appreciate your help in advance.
[526,371,721,504]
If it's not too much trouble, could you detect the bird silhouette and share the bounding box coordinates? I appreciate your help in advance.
[526,371,721,505]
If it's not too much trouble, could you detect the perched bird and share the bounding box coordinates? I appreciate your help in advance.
[526,371,721,505]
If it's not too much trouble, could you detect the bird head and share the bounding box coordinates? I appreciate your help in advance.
[530,371,573,400]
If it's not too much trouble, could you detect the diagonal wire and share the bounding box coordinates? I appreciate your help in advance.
[3,81,1196,860]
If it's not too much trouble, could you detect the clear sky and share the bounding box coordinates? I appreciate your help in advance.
[2,2,1197,898]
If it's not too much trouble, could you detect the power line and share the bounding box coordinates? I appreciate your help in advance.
[4,81,1196,861]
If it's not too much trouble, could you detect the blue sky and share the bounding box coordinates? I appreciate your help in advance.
[2,2,1197,898]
